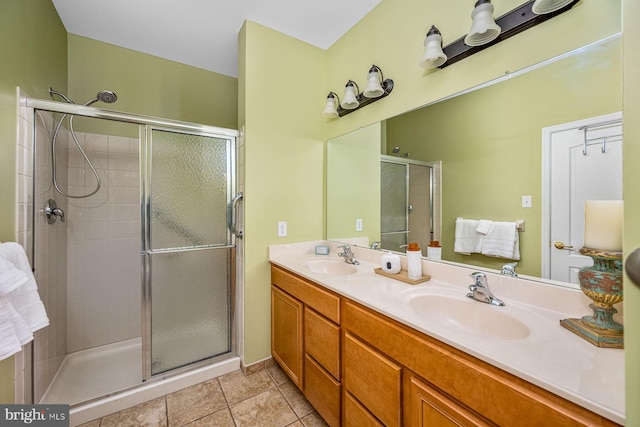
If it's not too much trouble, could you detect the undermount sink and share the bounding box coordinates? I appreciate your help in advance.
[407,292,531,341]
[305,259,357,275]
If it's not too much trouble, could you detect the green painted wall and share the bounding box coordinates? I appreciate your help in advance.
[385,38,622,276]
[323,0,621,140]
[0,0,67,403]
[239,21,326,363]
[68,35,238,130]
[623,0,640,423]
[327,123,381,243]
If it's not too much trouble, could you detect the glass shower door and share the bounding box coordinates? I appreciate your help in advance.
[143,128,236,377]
[381,161,409,251]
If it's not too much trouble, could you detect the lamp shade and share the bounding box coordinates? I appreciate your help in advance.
[532,0,574,14]
[322,92,339,117]
[464,0,501,47]
[363,66,384,98]
[419,25,447,68]
[341,81,360,109]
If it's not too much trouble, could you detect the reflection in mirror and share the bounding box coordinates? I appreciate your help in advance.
[326,35,622,288]
[379,156,440,254]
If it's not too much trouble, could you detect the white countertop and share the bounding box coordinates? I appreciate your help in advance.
[269,241,625,425]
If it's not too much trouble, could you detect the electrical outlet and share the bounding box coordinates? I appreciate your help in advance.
[277,221,287,237]
[356,218,363,232]
[522,195,532,208]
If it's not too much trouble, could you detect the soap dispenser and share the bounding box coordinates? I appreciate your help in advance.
[406,242,423,280]
[427,240,442,261]
[381,251,401,274]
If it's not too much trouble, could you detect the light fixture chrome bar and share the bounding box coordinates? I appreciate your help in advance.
[24,97,238,138]
[439,0,579,69]
[336,79,394,117]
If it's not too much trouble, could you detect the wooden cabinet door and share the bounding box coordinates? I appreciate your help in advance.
[344,332,402,427]
[271,286,303,388]
[405,374,493,427]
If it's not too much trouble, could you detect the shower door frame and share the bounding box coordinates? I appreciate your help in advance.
[25,96,240,397]
[141,125,238,380]
[380,155,436,252]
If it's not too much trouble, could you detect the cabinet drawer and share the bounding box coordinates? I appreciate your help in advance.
[344,332,401,427]
[271,286,303,388]
[304,355,340,427]
[405,374,493,427]
[344,391,384,427]
[271,265,340,323]
[304,306,340,379]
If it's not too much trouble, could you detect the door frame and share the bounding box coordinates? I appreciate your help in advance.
[541,111,622,283]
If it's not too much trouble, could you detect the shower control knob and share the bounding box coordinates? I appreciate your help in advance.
[45,199,65,224]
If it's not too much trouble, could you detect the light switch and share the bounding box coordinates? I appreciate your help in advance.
[356,218,363,232]
[522,195,532,208]
[277,221,287,237]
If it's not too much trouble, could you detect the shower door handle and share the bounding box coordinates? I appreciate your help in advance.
[228,192,243,239]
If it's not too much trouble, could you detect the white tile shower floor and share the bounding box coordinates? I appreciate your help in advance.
[41,338,142,405]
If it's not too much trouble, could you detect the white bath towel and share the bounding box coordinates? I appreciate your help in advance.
[476,219,493,235]
[454,218,483,255]
[481,222,520,260]
[0,242,49,361]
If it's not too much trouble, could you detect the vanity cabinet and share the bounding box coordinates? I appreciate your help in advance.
[271,265,341,427]
[271,264,620,427]
[344,300,620,427]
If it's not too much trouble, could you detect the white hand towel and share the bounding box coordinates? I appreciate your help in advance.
[476,219,493,235]
[0,242,49,361]
[454,218,483,255]
[481,222,520,260]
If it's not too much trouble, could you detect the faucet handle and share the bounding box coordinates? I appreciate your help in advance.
[338,244,351,252]
[470,271,486,286]
[501,262,518,277]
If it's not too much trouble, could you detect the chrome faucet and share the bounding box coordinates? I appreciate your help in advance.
[370,242,381,250]
[467,272,505,306]
[501,262,518,277]
[338,245,360,265]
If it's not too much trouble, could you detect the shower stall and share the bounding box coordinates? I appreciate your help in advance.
[19,92,241,421]
[380,156,439,254]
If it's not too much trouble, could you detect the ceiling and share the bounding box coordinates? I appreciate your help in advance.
[51,0,382,78]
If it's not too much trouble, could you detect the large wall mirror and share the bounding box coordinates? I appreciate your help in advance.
[327,34,622,289]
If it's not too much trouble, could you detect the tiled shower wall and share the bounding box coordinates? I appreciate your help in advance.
[65,129,141,353]
[15,99,69,403]
[16,98,141,402]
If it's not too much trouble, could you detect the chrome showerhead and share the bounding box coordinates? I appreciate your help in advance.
[97,90,117,104]
[83,90,118,106]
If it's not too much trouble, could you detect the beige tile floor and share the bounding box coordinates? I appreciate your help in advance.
[78,361,329,427]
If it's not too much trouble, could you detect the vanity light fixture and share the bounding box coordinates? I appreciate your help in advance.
[435,0,579,69]
[322,92,340,117]
[531,0,575,14]
[419,25,447,69]
[341,80,361,110]
[464,0,501,47]
[363,65,385,98]
[324,65,394,118]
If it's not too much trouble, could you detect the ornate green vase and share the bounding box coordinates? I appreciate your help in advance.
[560,247,623,348]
